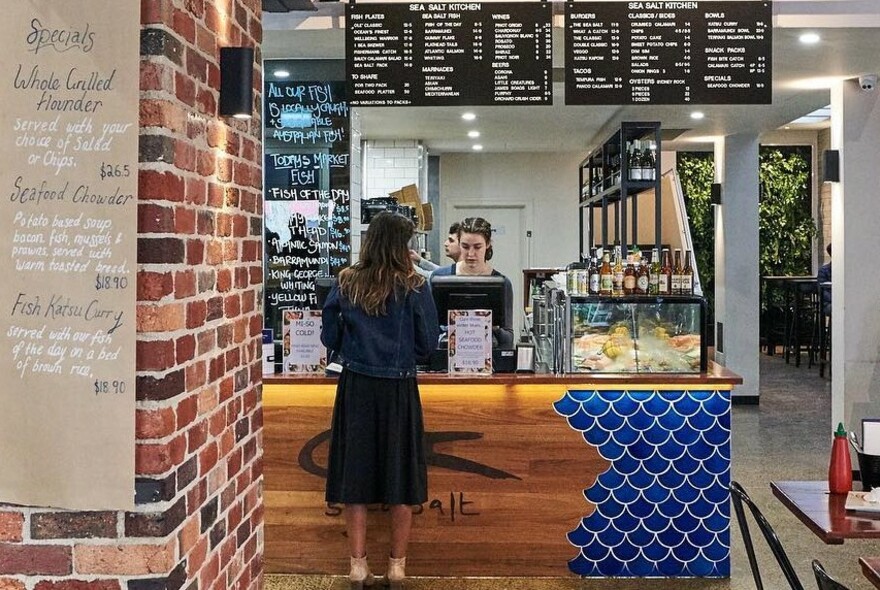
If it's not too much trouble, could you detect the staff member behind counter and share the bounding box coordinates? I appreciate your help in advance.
[431,216,515,348]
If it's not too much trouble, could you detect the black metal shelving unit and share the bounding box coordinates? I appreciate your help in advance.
[578,122,662,260]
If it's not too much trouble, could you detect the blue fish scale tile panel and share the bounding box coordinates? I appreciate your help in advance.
[554,389,731,577]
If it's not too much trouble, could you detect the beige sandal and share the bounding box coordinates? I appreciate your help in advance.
[385,556,406,589]
[349,555,375,589]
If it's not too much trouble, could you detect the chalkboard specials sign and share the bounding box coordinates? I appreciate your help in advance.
[346,2,553,106]
[264,79,351,338]
[0,3,138,509]
[565,1,772,105]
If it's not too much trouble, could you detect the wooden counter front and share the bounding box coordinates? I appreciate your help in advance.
[264,366,739,577]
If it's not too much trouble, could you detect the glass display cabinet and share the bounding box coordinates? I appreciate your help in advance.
[565,296,707,374]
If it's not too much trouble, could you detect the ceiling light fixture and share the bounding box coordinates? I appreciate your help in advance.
[690,111,705,120]
[472,144,483,151]
[468,130,480,138]
[462,112,477,121]
[799,32,821,45]
[274,69,290,78]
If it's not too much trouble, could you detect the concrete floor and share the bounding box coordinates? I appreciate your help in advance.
[266,356,877,589]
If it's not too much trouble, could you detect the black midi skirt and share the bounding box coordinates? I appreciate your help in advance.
[325,368,428,505]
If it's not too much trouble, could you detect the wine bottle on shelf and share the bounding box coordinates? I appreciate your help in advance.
[588,254,601,295]
[659,248,672,295]
[644,141,657,181]
[623,260,636,295]
[628,141,642,181]
[636,259,649,295]
[648,248,660,295]
[681,250,694,295]
[612,244,624,297]
[599,253,613,296]
[672,249,683,295]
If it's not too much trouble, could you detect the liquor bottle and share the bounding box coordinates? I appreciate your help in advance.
[612,245,624,296]
[588,255,601,295]
[681,250,694,295]
[623,260,636,295]
[599,253,613,296]
[828,422,853,494]
[566,262,580,295]
[636,259,649,295]
[659,248,672,295]
[644,141,657,181]
[628,141,642,181]
[672,249,683,294]
[648,248,660,295]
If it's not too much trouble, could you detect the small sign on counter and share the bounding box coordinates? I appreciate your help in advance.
[448,310,493,375]
[283,309,327,373]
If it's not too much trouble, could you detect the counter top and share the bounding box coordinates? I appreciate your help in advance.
[264,361,741,387]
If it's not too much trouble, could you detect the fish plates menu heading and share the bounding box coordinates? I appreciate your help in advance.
[566,1,771,105]
[347,2,553,106]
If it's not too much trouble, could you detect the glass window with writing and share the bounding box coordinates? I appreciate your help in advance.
[264,63,352,338]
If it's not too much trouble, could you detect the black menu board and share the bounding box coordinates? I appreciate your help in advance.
[264,80,351,337]
[565,1,771,105]
[347,2,553,106]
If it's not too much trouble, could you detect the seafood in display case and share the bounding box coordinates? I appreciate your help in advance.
[567,296,707,373]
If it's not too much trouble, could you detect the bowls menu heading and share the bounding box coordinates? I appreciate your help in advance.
[565,1,772,105]
[346,2,553,107]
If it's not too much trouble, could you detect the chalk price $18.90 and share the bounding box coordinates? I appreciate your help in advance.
[94,380,126,395]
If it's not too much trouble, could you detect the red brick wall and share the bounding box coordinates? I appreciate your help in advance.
[0,1,264,589]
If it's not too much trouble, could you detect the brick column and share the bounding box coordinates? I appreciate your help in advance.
[0,1,264,589]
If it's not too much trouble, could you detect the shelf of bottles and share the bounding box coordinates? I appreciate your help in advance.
[578,122,662,261]
[566,245,696,298]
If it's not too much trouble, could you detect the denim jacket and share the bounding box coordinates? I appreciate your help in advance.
[321,282,439,378]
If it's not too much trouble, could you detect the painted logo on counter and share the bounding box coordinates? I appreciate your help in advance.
[298,429,522,481]
[554,388,731,577]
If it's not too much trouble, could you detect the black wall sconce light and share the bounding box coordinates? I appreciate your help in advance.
[219,47,254,119]
[710,182,722,205]
[822,149,840,183]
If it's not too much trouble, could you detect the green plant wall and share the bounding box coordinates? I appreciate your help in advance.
[676,145,815,318]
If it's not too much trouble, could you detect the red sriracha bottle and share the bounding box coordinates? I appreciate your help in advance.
[828,422,853,494]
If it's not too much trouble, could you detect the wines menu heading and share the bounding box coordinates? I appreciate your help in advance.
[346,2,553,106]
[566,1,771,104]
[0,3,138,510]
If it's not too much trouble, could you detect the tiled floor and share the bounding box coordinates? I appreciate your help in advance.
[266,356,876,589]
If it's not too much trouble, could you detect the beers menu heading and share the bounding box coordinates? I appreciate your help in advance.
[346,2,553,106]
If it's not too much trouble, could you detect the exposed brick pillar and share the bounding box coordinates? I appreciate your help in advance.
[0,1,264,589]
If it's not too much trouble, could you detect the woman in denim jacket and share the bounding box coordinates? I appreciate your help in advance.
[322,211,439,589]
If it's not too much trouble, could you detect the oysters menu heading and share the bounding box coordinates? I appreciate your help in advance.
[346,2,553,106]
[566,1,772,104]
[0,3,138,510]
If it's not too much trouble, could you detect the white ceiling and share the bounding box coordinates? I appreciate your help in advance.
[263,0,880,153]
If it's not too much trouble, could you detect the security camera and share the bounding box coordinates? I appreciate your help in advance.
[859,74,877,92]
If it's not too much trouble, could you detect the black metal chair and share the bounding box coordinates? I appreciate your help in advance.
[729,481,806,590]
[812,559,851,590]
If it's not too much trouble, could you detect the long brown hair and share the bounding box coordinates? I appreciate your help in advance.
[338,211,424,315]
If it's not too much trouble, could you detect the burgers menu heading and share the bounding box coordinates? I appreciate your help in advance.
[566,1,772,105]
[346,2,553,106]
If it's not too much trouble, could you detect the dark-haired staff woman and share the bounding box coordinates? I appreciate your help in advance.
[322,211,439,589]
[432,216,515,347]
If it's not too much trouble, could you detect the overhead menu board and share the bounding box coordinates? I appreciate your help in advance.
[565,1,771,105]
[347,2,553,106]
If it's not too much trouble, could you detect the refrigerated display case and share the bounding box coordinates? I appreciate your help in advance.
[565,295,707,373]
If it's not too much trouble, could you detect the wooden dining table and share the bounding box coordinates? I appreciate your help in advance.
[770,480,880,544]
[860,557,880,589]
